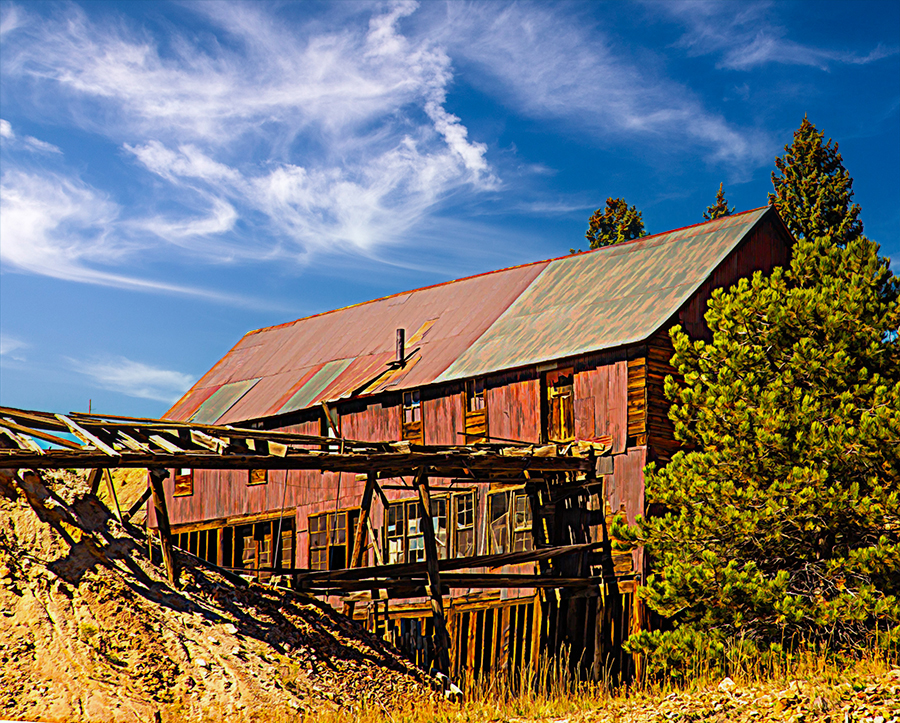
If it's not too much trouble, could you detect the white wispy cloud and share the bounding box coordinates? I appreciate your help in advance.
[0,118,62,154]
[659,1,898,71]
[0,333,28,360]
[0,168,236,297]
[69,356,195,402]
[0,1,496,276]
[424,2,768,166]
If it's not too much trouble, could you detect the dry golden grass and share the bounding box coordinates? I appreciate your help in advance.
[302,646,899,723]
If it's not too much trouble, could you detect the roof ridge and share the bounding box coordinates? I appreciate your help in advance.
[243,205,770,338]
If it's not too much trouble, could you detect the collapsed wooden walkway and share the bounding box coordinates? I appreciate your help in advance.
[0,405,627,679]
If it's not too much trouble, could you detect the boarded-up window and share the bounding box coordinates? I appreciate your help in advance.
[465,379,488,443]
[173,468,193,496]
[545,368,575,442]
[453,490,476,557]
[248,469,267,486]
[401,390,424,444]
[308,509,360,571]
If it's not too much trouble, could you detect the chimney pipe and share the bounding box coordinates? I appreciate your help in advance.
[396,328,406,365]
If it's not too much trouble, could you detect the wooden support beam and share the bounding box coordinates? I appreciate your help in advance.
[414,468,452,676]
[268,541,603,581]
[344,471,378,619]
[104,469,123,522]
[87,467,103,496]
[124,485,152,521]
[148,467,178,586]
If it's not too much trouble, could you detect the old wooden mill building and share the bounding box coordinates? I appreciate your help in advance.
[54,207,796,683]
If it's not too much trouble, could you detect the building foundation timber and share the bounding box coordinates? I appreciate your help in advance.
[414,468,452,676]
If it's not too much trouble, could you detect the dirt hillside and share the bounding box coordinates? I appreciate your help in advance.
[0,467,435,722]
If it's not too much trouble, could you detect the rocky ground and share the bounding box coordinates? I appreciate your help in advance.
[0,467,435,722]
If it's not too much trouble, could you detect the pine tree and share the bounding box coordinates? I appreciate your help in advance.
[769,116,863,246]
[614,122,900,673]
[704,183,734,220]
[582,197,646,250]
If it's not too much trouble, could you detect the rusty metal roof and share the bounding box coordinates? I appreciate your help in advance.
[166,207,774,424]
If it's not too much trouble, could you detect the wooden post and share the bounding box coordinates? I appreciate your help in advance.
[104,469,123,522]
[148,467,178,586]
[350,472,377,568]
[593,450,623,687]
[344,471,378,619]
[413,468,452,676]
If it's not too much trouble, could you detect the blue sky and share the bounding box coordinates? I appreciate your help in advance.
[1,0,897,418]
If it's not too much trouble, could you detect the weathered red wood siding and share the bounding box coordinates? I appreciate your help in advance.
[485,374,540,444]
[677,218,792,339]
[423,386,465,446]
[574,355,629,454]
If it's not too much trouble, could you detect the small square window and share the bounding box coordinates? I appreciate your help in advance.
[248,469,267,486]
[173,468,193,496]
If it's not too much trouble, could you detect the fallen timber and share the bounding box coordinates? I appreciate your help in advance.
[0,404,625,680]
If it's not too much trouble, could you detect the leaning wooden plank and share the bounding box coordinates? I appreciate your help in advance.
[0,418,82,449]
[104,468,123,522]
[124,485,152,521]
[55,414,119,456]
[0,425,44,454]
[117,432,154,454]
[147,434,184,454]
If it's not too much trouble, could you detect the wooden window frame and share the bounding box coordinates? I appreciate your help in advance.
[487,487,533,554]
[512,490,533,553]
[308,507,360,571]
[544,367,575,443]
[247,469,267,486]
[173,468,193,497]
[384,494,450,563]
[401,390,424,444]
[452,489,476,558]
[464,379,488,443]
[219,515,295,580]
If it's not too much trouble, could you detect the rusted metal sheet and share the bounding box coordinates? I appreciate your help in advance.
[606,447,646,527]
[423,389,465,446]
[166,261,548,423]
[165,384,221,422]
[485,375,541,444]
[437,207,772,382]
[190,378,261,423]
[574,359,628,453]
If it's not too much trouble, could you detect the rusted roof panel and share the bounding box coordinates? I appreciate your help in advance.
[166,260,549,423]
[190,378,260,423]
[437,208,770,381]
[166,208,773,424]
[278,358,355,415]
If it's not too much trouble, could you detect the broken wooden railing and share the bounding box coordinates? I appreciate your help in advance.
[0,404,622,678]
